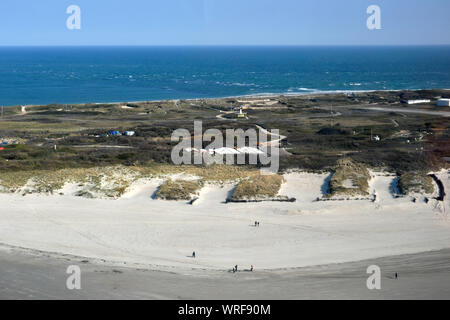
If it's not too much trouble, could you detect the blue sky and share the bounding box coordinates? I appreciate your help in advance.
[0,0,449,45]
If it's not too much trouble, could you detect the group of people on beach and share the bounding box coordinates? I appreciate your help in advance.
[232,265,253,273]
[192,252,254,273]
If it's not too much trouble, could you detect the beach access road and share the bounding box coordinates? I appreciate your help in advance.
[331,104,450,117]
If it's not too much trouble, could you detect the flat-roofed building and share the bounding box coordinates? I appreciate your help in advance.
[437,99,450,107]
[403,99,431,105]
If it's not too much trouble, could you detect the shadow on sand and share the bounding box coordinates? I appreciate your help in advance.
[223,185,238,203]
[389,177,401,198]
[320,172,333,196]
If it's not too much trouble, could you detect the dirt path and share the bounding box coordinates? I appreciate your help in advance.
[215,110,234,120]
[356,105,450,117]
[71,145,135,149]
[255,125,292,155]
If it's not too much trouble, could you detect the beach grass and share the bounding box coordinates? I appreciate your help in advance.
[398,172,434,195]
[327,158,371,197]
[155,179,203,201]
[230,174,284,201]
[0,164,260,197]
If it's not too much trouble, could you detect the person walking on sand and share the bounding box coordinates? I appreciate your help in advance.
[235,265,238,272]
[192,251,196,258]
[250,265,254,272]
[395,272,398,279]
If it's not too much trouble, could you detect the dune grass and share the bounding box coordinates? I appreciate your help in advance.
[0,164,259,198]
[230,174,284,200]
[155,179,203,201]
[327,158,371,197]
[135,163,260,182]
[0,166,138,197]
[398,172,434,195]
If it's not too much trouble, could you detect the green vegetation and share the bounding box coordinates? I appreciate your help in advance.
[398,172,434,195]
[230,174,284,200]
[155,179,203,201]
[0,89,448,176]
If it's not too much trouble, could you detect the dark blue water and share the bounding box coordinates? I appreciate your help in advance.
[1,46,449,106]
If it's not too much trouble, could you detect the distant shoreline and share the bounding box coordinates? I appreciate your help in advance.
[3,88,450,108]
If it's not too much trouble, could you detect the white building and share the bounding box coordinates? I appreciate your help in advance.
[237,147,264,155]
[437,99,450,107]
[208,147,240,155]
[405,99,431,105]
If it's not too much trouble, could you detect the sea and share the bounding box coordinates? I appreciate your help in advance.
[0,46,449,106]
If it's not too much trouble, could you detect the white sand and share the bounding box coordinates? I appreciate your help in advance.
[0,171,449,272]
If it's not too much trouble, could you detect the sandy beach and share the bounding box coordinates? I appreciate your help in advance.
[2,246,450,300]
[1,171,448,273]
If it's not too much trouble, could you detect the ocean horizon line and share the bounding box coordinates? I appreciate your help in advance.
[1,44,450,48]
